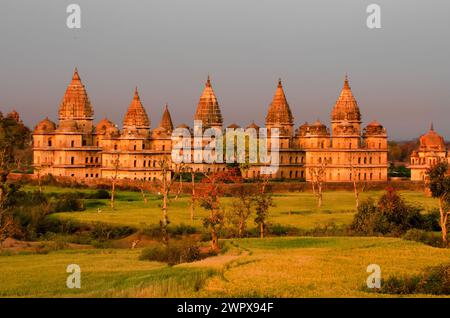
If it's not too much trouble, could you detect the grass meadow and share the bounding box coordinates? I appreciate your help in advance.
[1,237,449,297]
[0,185,446,298]
[39,186,440,230]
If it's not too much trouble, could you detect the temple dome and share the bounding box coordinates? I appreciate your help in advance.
[227,123,240,129]
[364,120,386,136]
[331,75,361,122]
[58,68,94,120]
[34,117,56,134]
[123,87,150,131]
[57,119,79,132]
[246,122,260,130]
[176,123,190,130]
[265,79,294,126]
[309,120,329,135]
[419,124,446,152]
[95,118,117,135]
[158,104,174,132]
[194,76,223,128]
[296,122,309,136]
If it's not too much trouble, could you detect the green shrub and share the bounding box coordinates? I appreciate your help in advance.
[90,222,135,241]
[402,229,444,248]
[377,264,450,295]
[171,223,197,236]
[88,189,110,199]
[141,224,198,240]
[420,209,444,232]
[349,198,379,235]
[139,240,202,266]
[51,193,86,212]
[351,189,427,236]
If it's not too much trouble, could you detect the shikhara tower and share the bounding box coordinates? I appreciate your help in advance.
[33,69,388,182]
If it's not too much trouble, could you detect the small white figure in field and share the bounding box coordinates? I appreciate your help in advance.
[97,208,102,213]
[131,239,141,249]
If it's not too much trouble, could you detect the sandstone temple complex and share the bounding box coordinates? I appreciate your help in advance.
[33,69,388,182]
[410,124,449,181]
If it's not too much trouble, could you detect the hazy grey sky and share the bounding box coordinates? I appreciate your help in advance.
[0,0,449,140]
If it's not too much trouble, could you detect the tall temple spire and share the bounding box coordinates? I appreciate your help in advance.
[331,74,361,122]
[123,87,150,131]
[194,75,223,128]
[159,103,174,131]
[265,78,294,127]
[344,73,350,89]
[58,67,94,120]
[73,67,80,81]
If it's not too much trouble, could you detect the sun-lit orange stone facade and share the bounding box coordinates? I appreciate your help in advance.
[410,125,449,181]
[33,69,388,182]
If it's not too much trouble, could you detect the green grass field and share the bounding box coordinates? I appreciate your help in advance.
[47,186,439,230]
[0,186,445,298]
[1,236,449,297]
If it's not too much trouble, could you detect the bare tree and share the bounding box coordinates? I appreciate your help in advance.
[184,166,197,222]
[173,163,185,200]
[110,153,120,209]
[196,167,239,250]
[157,156,184,244]
[308,162,327,208]
[254,175,273,239]
[227,185,255,237]
[138,179,148,204]
[158,157,170,244]
[34,165,43,193]
[349,153,367,210]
